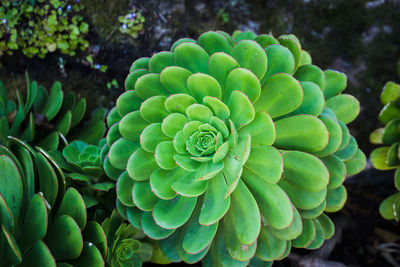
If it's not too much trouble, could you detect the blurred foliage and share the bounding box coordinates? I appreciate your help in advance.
[118,8,145,38]
[82,0,144,44]
[0,0,90,58]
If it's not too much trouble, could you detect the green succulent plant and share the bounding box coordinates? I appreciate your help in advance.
[0,74,106,150]
[59,138,116,211]
[0,137,108,266]
[102,209,153,267]
[370,72,400,221]
[105,30,366,266]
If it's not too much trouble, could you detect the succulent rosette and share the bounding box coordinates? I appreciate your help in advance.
[370,75,400,221]
[105,30,366,265]
[102,210,153,267]
[58,138,117,210]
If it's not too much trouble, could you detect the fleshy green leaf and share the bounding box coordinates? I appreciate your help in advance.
[127,148,158,181]
[155,141,178,170]
[18,194,48,254]
[45,215,83,261]
[325,94,360,124]
[381,81,400,105]
[153,196,197,229]
[279,179,327,210]
[140,96,169,123]
[370,146,394,170]
[149,51,174,73]
[254,34,279,48]
[269,207,302,240]
[282,151,329,192]
[203,97,230,120]
[116,91,141,118]
[314,115,343,157]
[186,104,213,123]
[199,173,230,225]
[119,111,148,142]
[198,31,232,55]
[125,69,149,90]
[285,81,324,117]
[140,123,171,153]
[187,73,222,102]
[116,172,135,207]
[132,181,158,211]
[224,179,260,245]
[243,145,283,184]
[162,113,189,138]
[142,211,175,239]
[344,149,366,176]
[323,70,347,99]
[230,40,267,79]
[135,73,169,100]
[208,52,239,97]
[274,115,329,153]
[174,42,209,74]
[256,227,287,261]
[108,138,140,170]
[150,168,181,200]
[42,81,63,121]
[325,185,347,212]
[294,64,325,90]
[0,155,22,224]
[243,171,293,230]
[254,73,303,117]
[164,93,196,114]
[263,44,295,80]
[56,188,87,230]
[227,90,255,129]
[292,219,315,248]
[239,112,275,146]
[160,67,191,94]
[225,68,261,103]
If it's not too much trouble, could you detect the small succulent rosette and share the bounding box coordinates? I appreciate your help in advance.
[102,210,153,267]
[0,137,108,266]
[61,138,116,209]
[0,74,105,150]
[105,30,366,266]
[370,78,400,221]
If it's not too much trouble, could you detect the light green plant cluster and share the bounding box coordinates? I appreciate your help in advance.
[0,0,89,58]
[118,8,145,38]
[370,62,400,221]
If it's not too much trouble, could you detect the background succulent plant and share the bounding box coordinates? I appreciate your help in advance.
[0,73,106,151]
[0,137,108,266]
[106,30,365,265]
[102,209,153,267]
[58,138,117,212]
[370,70,400,221]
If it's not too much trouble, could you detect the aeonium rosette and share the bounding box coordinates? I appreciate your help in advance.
[104,30,366,266]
